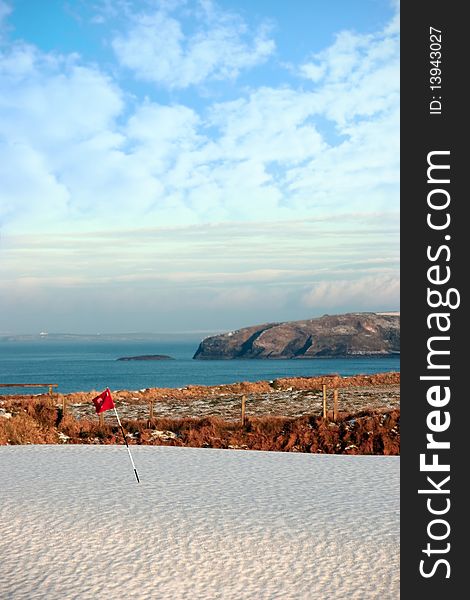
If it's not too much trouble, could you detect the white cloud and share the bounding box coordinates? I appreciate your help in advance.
[208,87,326,164]
[298,25,399,126]
[299,62,325,82]
[1,2,399,234]
[0,211,399,332]
[0,215,398,294]
[112,2,275,88]
[1,54,123,147]
[0,141,70,226]
[0,2,400,330]
[0,43,126,230]
[301,274,400,311]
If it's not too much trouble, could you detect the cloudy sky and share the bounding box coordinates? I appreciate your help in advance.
[0,0,399,334]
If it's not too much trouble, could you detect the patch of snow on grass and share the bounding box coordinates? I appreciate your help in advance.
[150,430,179,441]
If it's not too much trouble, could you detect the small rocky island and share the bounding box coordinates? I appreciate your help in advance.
[193,312,400,359]
[117,354,174,361]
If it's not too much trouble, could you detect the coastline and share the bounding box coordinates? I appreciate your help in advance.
[1,370,399,402]
[1,372,400,454]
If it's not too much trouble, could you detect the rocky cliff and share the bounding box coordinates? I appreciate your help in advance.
[193,313,400,359]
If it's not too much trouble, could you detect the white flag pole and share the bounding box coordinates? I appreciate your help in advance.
[113,406,140,483]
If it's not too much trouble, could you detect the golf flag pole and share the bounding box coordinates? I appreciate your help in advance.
[113,406,140,483]
[91,388,140,483]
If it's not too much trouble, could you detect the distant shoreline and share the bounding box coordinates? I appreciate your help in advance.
[1,371,399,400]
[0,371,400,454]
[193,352,400,360]
[117,354,174,361]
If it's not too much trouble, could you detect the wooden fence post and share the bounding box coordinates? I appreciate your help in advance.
[149,399,154,420]
[62,395,67,416]
[333,389,338,422]
[322,384,327,419]
[241,395,246,426]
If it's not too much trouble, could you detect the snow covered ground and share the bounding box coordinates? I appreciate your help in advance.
[0,446,399,599]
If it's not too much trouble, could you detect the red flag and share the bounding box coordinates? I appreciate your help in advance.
[92,388,115,414]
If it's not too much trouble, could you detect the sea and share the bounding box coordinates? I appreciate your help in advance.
[0,337,400,395]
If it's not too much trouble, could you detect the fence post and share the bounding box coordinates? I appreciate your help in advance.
[241,395,246,426]
[322,384,327,419]
[62,395,67,416]
[49,385,53,397]
[147,399,155,428]
[333,389,338,422]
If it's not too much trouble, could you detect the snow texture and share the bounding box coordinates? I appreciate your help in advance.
[0,446,399,599]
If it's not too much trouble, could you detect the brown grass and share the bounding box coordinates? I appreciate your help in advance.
[0,402,59,445]
[16,372,399,406]
[0,398,399,454]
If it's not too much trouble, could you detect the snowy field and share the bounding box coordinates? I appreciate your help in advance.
[0,446,399,599]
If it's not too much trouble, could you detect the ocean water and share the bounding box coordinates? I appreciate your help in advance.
[0,338,400,395]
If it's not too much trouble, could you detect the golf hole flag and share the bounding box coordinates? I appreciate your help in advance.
[91,387,140,483]
[92,388,115,414]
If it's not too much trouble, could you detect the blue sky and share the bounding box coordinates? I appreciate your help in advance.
[0,0,399,334]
